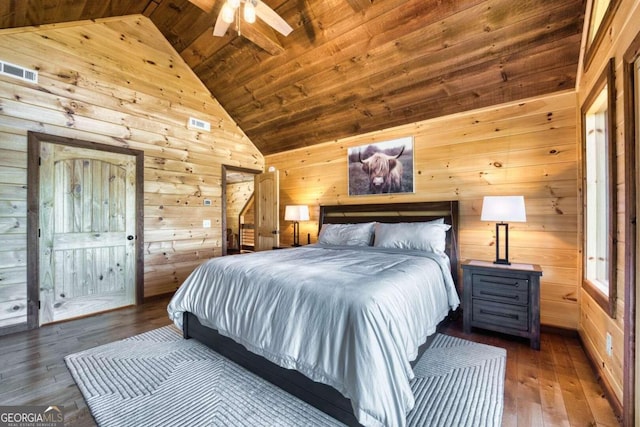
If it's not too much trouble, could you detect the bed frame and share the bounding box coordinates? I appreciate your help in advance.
[183,201,459,426]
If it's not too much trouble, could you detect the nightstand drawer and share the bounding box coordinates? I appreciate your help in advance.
[472,300,529,331]
[472,274,529,305]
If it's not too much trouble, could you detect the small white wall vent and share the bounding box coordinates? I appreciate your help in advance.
[188,117,211,132]
[0,60,38,83]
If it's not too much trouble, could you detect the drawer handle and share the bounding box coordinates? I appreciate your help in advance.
[479,279,522,288]
[479,309,519,320]
[479,290,519,301]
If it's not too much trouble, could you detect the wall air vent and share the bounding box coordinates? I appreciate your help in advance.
[0,60,38,83]
[188,117,211,132]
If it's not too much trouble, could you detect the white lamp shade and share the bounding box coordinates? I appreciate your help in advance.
[481,196,526,222]
[285,205,310,221]
[221,3,235,23]
[244,1,256,23]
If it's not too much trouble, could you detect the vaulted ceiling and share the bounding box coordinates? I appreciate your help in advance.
[0,0,585,155]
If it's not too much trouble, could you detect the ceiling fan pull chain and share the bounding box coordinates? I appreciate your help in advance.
[237,4,241,36]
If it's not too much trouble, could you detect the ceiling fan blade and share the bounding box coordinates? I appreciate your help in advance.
[213,9,232,37]
[187,0,216,14]
[255,1,293,36]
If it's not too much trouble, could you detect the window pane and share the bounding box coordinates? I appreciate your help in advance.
[589,0,612,44]
[584,87,609,294]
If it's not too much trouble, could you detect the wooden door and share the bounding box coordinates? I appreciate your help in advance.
[254,170,279,251]
[38,142,137,324]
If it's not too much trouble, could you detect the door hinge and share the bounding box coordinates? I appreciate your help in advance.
[38,228,41,238]
[38,156,41,166]
[38,300,41,310]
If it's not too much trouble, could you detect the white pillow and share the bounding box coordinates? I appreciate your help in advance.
[374,222,450,253]
[318,222,375,246]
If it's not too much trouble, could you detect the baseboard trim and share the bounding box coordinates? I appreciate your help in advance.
[143,292,175,304]
[577,332,623,422]
[541,324,579,338]
[0,322,30,337]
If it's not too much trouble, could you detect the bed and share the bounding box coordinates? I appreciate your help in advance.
[167,201,460,427]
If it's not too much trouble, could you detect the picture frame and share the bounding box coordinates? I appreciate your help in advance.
[347,136,414,196]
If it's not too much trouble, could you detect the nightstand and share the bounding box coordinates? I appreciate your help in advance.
[462,260,543,350]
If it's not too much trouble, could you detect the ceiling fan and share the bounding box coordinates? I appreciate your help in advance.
[189,0,293,38]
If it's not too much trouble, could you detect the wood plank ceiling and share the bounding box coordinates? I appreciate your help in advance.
[0,0,585,155]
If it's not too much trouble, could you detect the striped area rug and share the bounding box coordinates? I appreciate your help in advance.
[65,326,505,427]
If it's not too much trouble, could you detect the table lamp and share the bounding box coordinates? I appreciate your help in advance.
[284,205,309,247]
[481,196,526,265]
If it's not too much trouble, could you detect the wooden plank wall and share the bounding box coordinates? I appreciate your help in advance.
[0,16,264,299]
[266,90,580,330]
[0,128,27,328]
[575,0,640,408]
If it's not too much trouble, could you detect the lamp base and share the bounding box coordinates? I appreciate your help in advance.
[494,222,511,266]
[292,221,300,247]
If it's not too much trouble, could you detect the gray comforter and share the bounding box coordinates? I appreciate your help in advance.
[167,244,460,427]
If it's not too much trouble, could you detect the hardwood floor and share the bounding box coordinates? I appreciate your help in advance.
[0,295,174,426]
[440,320,622,427]
[0,296,621,427]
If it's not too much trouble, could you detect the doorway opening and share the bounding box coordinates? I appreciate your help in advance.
[221,166,260,256]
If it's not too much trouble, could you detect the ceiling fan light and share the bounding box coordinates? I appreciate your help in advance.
[221,3,235,24]
[228,0,241,9]
[244,2,256,24]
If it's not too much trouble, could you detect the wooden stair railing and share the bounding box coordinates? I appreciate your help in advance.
[239,194,255,252]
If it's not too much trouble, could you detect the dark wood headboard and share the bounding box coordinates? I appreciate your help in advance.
[319,201,459,286]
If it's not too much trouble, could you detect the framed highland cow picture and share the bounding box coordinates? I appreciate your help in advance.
[347,137,414,196]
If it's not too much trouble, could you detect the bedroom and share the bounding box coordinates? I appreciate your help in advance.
[0,0,638,426]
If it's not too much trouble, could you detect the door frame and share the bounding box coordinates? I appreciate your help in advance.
[26,132,144,329]
[623,32,639,426]
[221,165,261,256]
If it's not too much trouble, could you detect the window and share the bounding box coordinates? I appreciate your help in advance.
[581,58,617,317]
[583,0,620,71]
[588,0,612,46]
